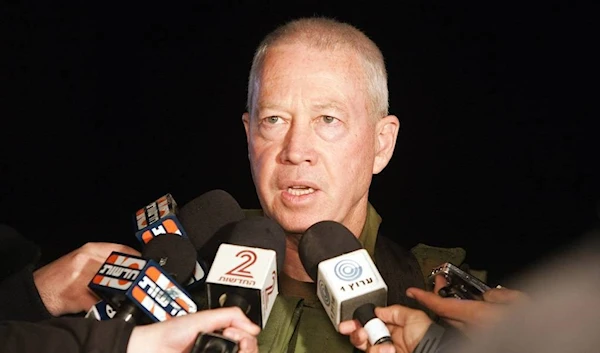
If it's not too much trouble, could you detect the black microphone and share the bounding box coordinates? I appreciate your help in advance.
[179,190,246,273]
[134,189,244,288]
[299,220,392,346]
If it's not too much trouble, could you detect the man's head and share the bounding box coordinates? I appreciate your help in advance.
[242,17,399,237]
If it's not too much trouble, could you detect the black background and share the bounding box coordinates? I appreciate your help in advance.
[1,1,597,285]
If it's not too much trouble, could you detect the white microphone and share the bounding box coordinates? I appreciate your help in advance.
[204,217,285,329]
[299,220,392,346]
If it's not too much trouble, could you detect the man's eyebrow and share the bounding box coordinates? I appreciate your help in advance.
[257,102,279,110]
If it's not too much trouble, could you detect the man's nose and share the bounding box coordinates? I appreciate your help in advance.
[280,122,318,165]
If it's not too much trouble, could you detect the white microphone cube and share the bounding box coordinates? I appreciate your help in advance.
[206,243,279,328]
[316,249,387,328]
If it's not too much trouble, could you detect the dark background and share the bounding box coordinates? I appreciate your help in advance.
[1,1,597,286]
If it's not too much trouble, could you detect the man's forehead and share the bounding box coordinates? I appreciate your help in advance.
[257,100,348,113]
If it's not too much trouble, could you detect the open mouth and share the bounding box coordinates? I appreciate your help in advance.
[287,186,316,196]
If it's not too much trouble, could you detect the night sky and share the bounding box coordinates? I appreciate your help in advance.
[2,2,597,285]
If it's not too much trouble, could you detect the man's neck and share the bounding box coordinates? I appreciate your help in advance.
[283,233,313,282]
[278,198,370,281]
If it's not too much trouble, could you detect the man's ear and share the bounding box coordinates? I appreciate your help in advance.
[373,115,400,174]
[242,112,250,143]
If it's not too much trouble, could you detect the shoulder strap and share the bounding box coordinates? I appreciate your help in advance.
[374,233,435,315]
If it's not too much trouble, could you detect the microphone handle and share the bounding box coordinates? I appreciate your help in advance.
[191,331,239,353]
[112,303,141,324]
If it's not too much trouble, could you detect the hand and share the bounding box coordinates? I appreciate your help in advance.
[339,305,433,353]
[33,242,141,316]
[127,306,261,353]
[406,275,528,333]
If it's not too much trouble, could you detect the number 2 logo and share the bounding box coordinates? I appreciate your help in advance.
[225,250,257,278]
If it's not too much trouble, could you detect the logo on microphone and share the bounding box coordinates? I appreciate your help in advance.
[334,259,363,281]
[318,280,331,306]
[225,250,257,279]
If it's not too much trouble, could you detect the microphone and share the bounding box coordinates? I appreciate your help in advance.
[204,216,286,328]
[192,217,285,353]
[88,233,198,324]
[299,220,392,346]
[134,190,245,287]
[115,258,197,323]
[85,299,117,320]
[133,193,207,287]
[178,189,245,265]
[86,189,245,321]
[88,251,148,314]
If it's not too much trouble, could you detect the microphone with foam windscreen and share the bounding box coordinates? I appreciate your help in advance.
[204,216,286,328]
[299,221,392,346]
[86,189,246,321]
[136,189,246,287]
[191,217,285,353]
[178,189,246,266]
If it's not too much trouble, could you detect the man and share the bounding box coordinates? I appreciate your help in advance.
[239,16,477,352]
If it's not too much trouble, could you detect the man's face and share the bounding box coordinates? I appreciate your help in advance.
[243,44,381,234]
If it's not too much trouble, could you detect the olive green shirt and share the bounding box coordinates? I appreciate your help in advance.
[244,204,481,353]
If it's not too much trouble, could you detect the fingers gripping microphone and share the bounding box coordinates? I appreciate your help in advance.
[193,217,285,353]
[354,303,393,345]
[299,221,392,346]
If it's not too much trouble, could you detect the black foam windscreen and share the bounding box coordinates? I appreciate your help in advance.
[221,216,287,272]
[298,220,362,282]
[141,233,197,284]
[178,189,245,251]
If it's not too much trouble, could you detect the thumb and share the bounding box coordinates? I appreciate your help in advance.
[374,305,431,327]
[483,287,528,304]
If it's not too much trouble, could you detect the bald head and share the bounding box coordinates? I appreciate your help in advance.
[246,17,389,121]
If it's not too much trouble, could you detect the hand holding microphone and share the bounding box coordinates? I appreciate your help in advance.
[88,232,199,324]
[340,304,435,353]
[194,216,285,353]
[127,306,260,353]
[86,189,246,321]
[33,242,141,316]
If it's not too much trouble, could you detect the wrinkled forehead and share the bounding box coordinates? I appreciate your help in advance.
[254,44,369,109]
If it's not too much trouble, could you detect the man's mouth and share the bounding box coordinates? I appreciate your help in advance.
[287,186,316,196]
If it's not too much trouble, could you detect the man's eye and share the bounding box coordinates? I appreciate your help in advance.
[322,116,336,123]
[265,116,280,124]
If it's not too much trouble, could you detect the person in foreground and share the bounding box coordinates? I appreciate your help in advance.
[1,306,260,353]
[238,15,498,352]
